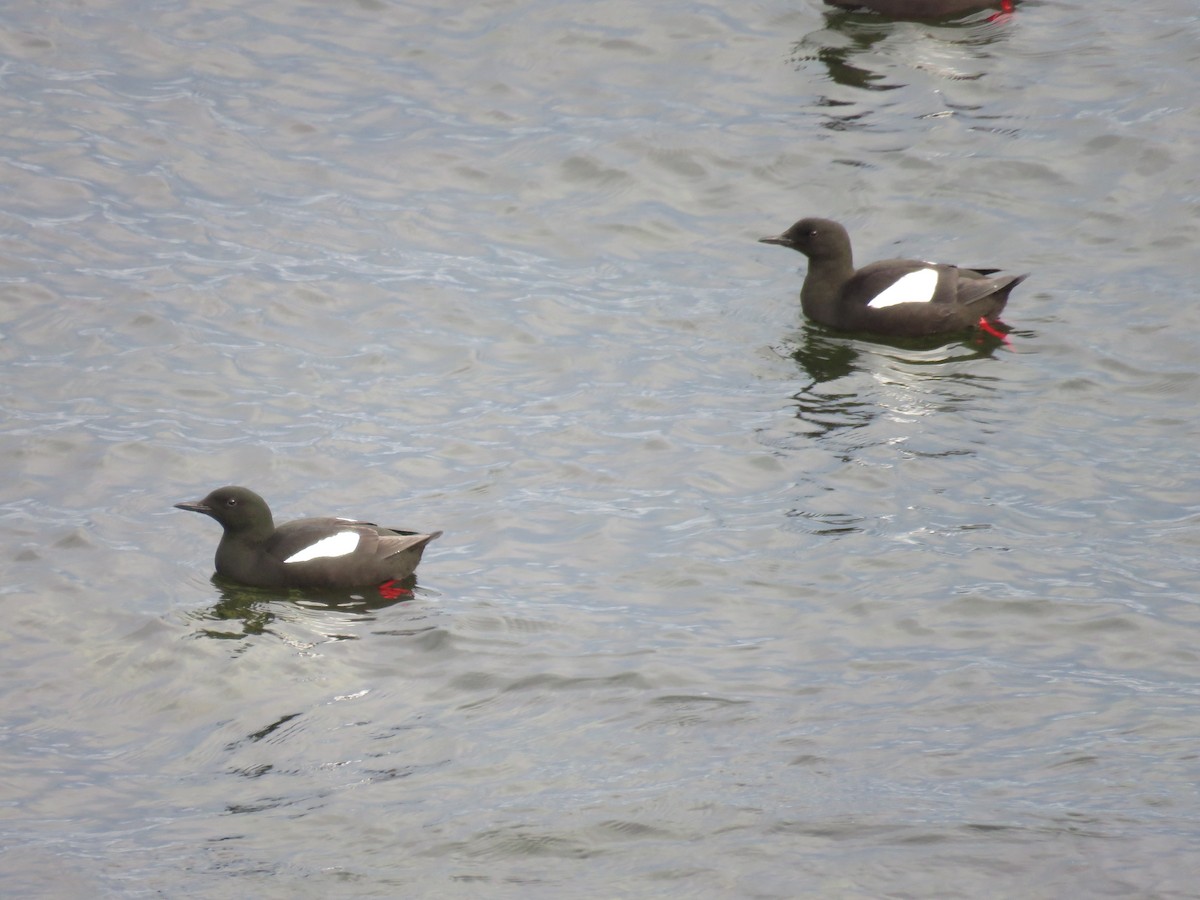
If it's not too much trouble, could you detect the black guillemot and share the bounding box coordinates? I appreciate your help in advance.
[175,485,441,590]
[825,0,1014,18]
[759,217,1026,338]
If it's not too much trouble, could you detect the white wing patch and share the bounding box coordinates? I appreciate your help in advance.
[285,530,361,564]
[867,268,939,309]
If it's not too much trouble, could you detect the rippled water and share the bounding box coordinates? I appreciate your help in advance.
[3,0,1200,895]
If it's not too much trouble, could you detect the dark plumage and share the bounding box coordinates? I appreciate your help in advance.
[175,486,441,589]
[825,0,1013,18]
[759,217,1026,337]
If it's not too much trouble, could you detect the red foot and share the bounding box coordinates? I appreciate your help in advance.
[977,316,1011,345]
[378,579,412,601]
[987,0,1014,21]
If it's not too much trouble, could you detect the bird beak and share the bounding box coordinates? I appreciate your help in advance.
[174,499,212,515]
[759,235,789,246]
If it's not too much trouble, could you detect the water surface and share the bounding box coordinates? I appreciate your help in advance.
[3,0,1200,895]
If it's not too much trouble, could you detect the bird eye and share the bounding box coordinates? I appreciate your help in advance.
[225,498,238,508]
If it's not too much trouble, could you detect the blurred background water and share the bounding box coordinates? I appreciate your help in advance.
[3,0,1199,896]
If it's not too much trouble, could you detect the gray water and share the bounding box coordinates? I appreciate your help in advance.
[3,0,1200,896]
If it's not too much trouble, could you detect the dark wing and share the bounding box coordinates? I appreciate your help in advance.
[373,527,443,561]
[262,517,371,562]
[272,518,439,562]
[854,261,1021,310]
[844,259,938,308]
[955,269,1027,308]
